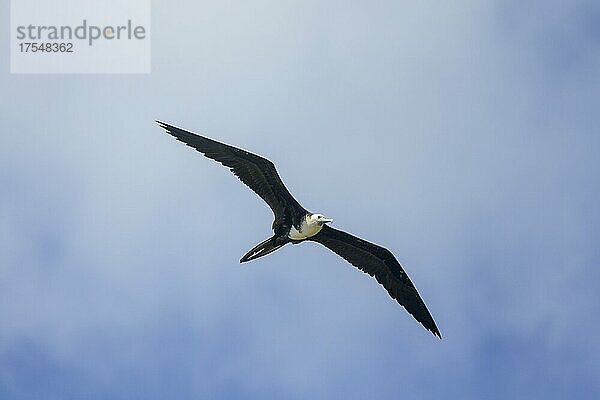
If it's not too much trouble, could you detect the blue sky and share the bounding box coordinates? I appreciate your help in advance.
[1,1,599,399]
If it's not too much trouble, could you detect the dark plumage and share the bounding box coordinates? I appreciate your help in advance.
[157,121,441,338]
[309,226,440,337]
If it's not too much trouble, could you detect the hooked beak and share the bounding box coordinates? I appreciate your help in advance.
[323,218,333,224]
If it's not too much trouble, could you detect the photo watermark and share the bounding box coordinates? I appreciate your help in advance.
[10,0,151,74]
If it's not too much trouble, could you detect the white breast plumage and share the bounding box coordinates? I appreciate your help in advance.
[288,216,323,240]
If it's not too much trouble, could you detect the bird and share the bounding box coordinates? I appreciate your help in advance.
[157,121,441,338]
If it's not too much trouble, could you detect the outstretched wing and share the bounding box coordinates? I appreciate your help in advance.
[157,121,306,229]
[309,225,441,338]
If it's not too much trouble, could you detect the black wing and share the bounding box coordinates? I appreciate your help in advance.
[309,225,441,338]
[157,121,306,229]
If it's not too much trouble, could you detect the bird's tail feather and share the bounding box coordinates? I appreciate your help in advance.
[240,237,284,263]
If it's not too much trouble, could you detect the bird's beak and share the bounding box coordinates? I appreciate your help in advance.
[323,218,333,224]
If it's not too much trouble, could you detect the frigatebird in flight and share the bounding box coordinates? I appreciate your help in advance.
[157,121,441,338]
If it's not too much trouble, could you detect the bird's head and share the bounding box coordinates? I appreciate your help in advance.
[310,213,333,225]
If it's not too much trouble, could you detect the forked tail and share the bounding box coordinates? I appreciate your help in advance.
[240,236,285,263]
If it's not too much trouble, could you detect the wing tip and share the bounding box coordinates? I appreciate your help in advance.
[425,321,442,339]
[156,120,185,141]
[155,120,170,131]
[155,120,200,142]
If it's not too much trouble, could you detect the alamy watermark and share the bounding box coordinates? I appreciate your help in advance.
[11,0,151,74]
